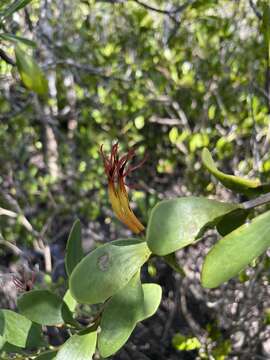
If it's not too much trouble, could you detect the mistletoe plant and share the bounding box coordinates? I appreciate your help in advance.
[1,145,270,360]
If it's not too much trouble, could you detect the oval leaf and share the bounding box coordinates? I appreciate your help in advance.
[0,310,32,348]
[202,210,270,288]
[139,283,162,322]
[15,46,48,96]
[56,330,97,360]
[98,272,144,358]
[146,197,238,255]
[69,239,151,304]
[202,148,270,195]
[17,290,67,325]
[65,219,84,277]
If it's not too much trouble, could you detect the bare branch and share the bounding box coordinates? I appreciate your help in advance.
[0,48,15,66]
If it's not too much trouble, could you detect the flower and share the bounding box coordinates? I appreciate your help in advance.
[100,143,146,234]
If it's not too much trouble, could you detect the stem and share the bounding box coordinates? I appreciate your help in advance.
[242,192,270,210]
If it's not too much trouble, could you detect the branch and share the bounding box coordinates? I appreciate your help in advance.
[133,0,191,15]
[242,192,270,210]
[0,47,15,66]
[249,0,262,20]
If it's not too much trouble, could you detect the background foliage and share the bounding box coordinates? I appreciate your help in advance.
[1,0,270,359]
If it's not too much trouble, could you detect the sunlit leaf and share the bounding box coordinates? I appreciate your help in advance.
[0,310,32,348]
[15,46,48,96]
[65,219,84,277]
[202,210,270,288]
[69,239,151,304]
[202,148,270,195]
[56,329,97,360]
[147,197,238,255]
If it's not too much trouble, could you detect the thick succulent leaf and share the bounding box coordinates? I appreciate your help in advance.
[56,330,97,360]
[65,219,84,277]
[202,210,270,288]
[139,283,162,321]
[146,197,238,255]
[69,239,151,304]
[216,208,250,236]
[15,46,48,96]
[202,148,270,195]
[98,272,144,358]
[17,290,68,325]
[0,309,31,348]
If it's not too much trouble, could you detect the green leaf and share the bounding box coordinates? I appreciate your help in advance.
[202,148,270,195]
[17,290,68,325]
[0,310,32,348]
[0,33,36,47]
[69,239,151,304]
[146,197,238,256]
[98,275,162,358]
[56,329,97,360]
[216,208,250,236]
[202,210,270,288]
[0,0,32,20]
[63,289,77,312]
[98,272,144,358]
[15,46,48,96]
[65,219,84,277]
[34,351,57,360]
[139,283,162,322]
[172,334,201,351]
[163,253,186,276]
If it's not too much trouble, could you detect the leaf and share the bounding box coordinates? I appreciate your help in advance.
[139,283,162,322]
[15,46,48,96]
[0,33,36,47]
[65,219,84,277]
[202,210,270,288]
[63,289,77,312]
[98,272,144,358]
[202,148,270,195]
[17,290,68,325]
[34,351,57,360]
[0,310,32,348]
[146,196,238,256]
[172,334,201,351]
[216,208,250,236]
[0,0,32,20]
[163,253,186,276]
[69,239,151,304]
[98,275,162,358]
[56,329,97,360]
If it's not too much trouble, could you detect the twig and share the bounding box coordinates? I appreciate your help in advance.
[0,47,15,66]
[249,0,262,20]
[242,192,270,210]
